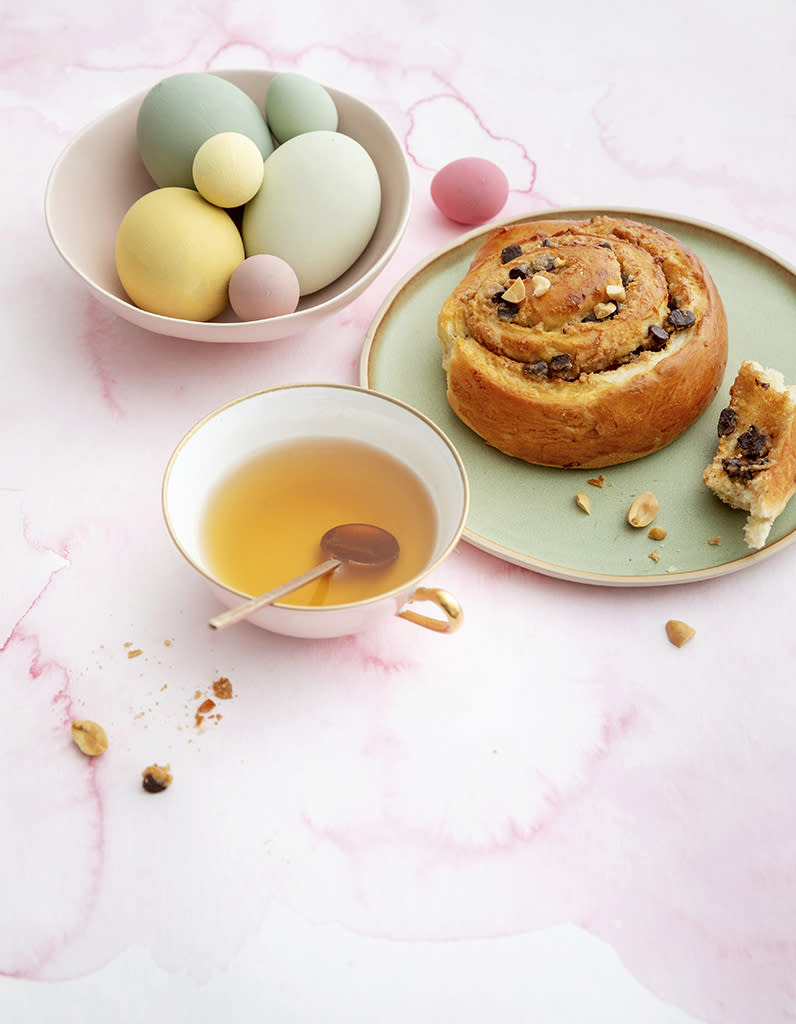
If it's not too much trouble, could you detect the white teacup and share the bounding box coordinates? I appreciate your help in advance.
[162,383,469,638]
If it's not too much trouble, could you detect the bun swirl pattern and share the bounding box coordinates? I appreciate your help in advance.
[437,215,728,468]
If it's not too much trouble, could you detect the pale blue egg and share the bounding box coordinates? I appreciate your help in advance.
[264,72,338,144]
[137,72,274,188]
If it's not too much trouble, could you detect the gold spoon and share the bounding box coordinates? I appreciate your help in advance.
[208,523,400,630]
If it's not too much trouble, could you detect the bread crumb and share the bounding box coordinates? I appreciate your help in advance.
[212,676,234,700]
[195,697,216,728]
[648,548,661,562]
[587,475,606,488]
[142,764,172,793]
[708,535,721,545]
[648,526,667,541]
[575,492,591,514]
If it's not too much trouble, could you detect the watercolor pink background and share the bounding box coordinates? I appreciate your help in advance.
[2,1,796,1021]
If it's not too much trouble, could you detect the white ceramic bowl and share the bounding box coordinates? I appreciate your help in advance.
[162,384,470,638]
[44,69,412,343]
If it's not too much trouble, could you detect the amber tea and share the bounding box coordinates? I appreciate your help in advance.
[201,436,438,606]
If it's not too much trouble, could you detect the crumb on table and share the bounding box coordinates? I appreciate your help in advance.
[665,620,696,648]
[142,764,172,793]
[212,676,234,700]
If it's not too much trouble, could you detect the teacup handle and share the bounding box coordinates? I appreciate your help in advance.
[397,587,463,633]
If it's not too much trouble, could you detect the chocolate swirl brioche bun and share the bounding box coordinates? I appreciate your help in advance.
[437,215,728,468]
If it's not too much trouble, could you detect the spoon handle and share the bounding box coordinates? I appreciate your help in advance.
[208,557,342,630]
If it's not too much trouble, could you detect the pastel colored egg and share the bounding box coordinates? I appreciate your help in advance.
[431,157,509,225]
[115,187,245,321]
[241,130,381,295]
[228,254,300,321]
[264,72,338,143]
[192,132,265,208]
[137,72,274,188]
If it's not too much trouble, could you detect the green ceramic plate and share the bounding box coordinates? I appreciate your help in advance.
[360,206,796,586]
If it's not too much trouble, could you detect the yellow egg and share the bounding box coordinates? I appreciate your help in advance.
[115,187,244,321]
[136,72,274,188]
[192,132,265,208]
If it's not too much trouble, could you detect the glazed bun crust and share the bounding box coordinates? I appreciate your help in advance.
[438,215,729,468]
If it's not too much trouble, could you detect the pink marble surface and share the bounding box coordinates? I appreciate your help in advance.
[3,2,796,1021]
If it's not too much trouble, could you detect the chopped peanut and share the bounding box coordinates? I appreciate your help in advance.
[593,301,616,320]
[628,491,659,528]
[71,720,108,757]
[501,277,526,303]
[665,620,696,648]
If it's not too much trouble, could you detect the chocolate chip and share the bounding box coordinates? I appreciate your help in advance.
[523,360,549,377]
[721,456,743,477]
[541,238,552,247]
[755,377,771,390]
[531,254,555,273]
[717,407,738,437]
[737,424,768,459]
[509,264,530,279]
[668,308,696,330]
[497,302,519,320]
[722,456,769,480]
[598,242,613,249]
[550,354,573,374]
[648,325,669,350]
[500,244,522,263]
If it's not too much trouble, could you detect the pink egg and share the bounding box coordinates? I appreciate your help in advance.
[228,254,301,321]
[431,158,509,225]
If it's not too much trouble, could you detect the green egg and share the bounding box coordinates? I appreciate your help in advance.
[264,72,338,144]
[242,130,380,296]
[137,72,274,188]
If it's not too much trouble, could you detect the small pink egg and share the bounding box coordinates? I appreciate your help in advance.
[228,254,301,321]
[431,158,509,225]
